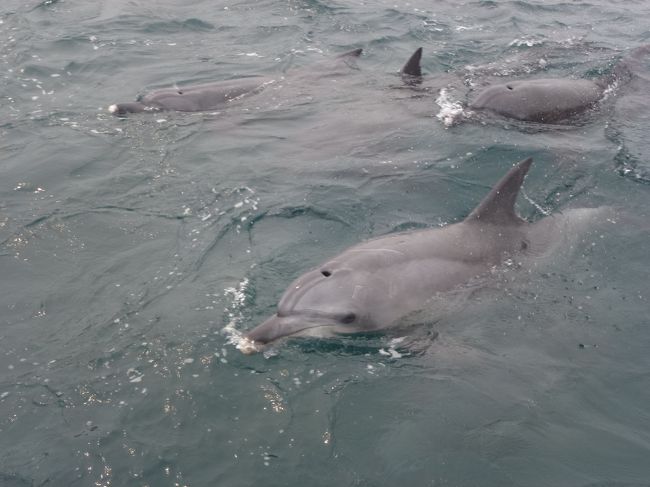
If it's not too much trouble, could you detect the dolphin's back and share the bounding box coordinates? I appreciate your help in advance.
[470,78,603,122]
[143,77,273,111]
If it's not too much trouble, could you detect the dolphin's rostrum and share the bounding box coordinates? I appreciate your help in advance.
[240,158,610,354]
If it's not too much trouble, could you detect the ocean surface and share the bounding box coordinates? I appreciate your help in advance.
[1,0,650,485]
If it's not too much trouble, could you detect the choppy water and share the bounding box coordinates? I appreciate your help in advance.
[1,0,650,485]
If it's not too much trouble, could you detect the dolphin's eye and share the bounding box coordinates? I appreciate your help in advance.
[321,270,332,277]
[341,313,356,324]
[506,84,513,90]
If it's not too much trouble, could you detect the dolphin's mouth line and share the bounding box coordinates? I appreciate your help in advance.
[256,317,339,344]
[240,320,339,355]
[282,322,337,339]
[244,311,352,352]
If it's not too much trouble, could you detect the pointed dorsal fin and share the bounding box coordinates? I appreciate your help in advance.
[465,157,533,225]
[401,47,423,77]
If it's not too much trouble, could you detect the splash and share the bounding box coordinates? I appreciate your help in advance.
[221,278,256,353]
[601,78,619,101]
[435,88,465,127]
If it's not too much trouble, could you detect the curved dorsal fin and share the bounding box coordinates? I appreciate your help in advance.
[401,47,423,77]
[465,157,533,225]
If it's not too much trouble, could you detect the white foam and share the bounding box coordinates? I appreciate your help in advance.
[455,24,483,32]
[108,104,118,114]
[435,88,466,127]
[522,189,551,216]
[509,37,544,48]
[222,278,256,353]
[378,348,403,359]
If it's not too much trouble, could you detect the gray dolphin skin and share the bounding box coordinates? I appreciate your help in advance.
[401,46,423,84]
[468,45,650,122]
[469,78,605,123]
[108,48,363,116]
[240,157,608,354]
[400,46,606,123]
[400,45,649,123]
[109,78,275,116]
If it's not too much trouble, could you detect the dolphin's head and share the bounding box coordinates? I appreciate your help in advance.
[242,262,389,353]
[469,82,543,121]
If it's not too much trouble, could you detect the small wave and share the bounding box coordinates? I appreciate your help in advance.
[615,148,650,184]
[509,36,544,48]
[236,52,264,58]
[521,189,551,216]
[454,24,483,32]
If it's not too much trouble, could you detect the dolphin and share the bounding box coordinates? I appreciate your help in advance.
[108,48,363,116]
[401,45,650,123]
[240,157,610,354]
[469,45,650,122]
[108,77,275,116]
[469,78,605,123]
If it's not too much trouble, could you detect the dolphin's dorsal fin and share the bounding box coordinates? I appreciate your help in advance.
[337,48,363,59]
[465,157,533,225]
[401,47,422,77]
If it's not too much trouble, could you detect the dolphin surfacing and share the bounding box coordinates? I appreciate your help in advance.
[400,45,649,123]
[109,78,275,116]
[109,48,363,116]
[467,45,650,122]
[469,78,604,123]
[240,158,609,354]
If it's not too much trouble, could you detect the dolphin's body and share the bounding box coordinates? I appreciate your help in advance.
[109,77,275,116]
[402,45,649,123]
[109,48,363,116]
[467,46,650,122]
[468,78,605,123]
[241,158,609,353]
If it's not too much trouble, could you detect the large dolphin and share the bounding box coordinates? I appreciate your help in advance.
[240,158,610,354]
[108,48,363,116]
[403,45,649,123]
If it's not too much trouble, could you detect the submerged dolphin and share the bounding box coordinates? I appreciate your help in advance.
[109,78,275,116]
[403,45,649,123]
[108,48,363,116]
[240,158,609,354]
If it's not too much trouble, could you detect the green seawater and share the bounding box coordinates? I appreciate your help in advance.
[1,0,649,485]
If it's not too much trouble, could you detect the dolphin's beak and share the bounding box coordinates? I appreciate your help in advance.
[240,314,335,354]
